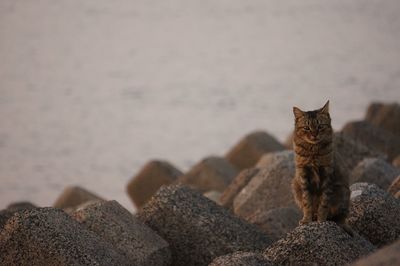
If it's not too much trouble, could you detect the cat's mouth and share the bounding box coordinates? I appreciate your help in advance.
[305,136,321,144]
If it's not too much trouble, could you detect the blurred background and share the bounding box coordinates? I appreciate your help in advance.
[0,0,399,211]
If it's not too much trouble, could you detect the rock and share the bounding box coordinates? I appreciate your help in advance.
[365,102,400,137]
[127,160,183,208]
[0,208,128,265]
[349,158,400,190]
[393,155,400,168]
[220,168,259,210]
[395,191,400,199]
[233,151,297,218]
[264,222,375,266]
[203,191,222,204]
[348,183,400,247]
[53,185,104,210]
[179,156,238,193]
[137,185,272,266]
[246,207,302,242]
[209,252,273,266]
[342,120,400,161]
[387,175,400,195]
[226,131,285,170]
[352,238,400,266]
[0,202,37,230]
[255,150,294,168]
[72,200,171,266]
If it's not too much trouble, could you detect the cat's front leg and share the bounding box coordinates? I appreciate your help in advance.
[317,166,333,222]
[297,167,313,225]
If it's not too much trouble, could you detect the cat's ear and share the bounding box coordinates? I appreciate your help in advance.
[293,106,304,119]
[320,100,329,114]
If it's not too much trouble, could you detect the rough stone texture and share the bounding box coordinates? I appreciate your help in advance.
[53,185,104,210]
[246,207,302,242]
[179,156,238,193]
[203,191,222,204]
[0,202,36,230]
[226,131,285,170]
[342,120,400,161]
[72,200,171,266]
[264,222,376,266]
[0,208,128,265]
[255,150,294,169]
[137,185,272,266]
[349,158,400,190]
[349,183,400,247]
[395,190,400,199]
[127,160,183,208]
[220,168,259,210]
[209,252,273,266]
[387,175,400,195]
[393,155,400,168]
[365,102,400,137]
[352,239,400,266]
[233,151,297,218]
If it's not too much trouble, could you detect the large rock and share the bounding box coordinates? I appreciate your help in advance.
[264,222,375,266]
[393,155,400,168]
[0,202,36,230]
[53,185,104,210]
[203,191,222,204]
[209,252,273,266]
[352,239,400,266]
[233,151,296,218]
[349,158,400,190]
[0,208,128,265]
[127,160,182,208]
[348,183,400,247]
[72,200,171,266]
[226,131,285,170]
[220,168,259,210]
[179,156,238,193]
[342,120,400,161]
[365,102,400,137]
[255,150,294,169]
[137,185,272,266]
[388,175,400,195]
[246,207,302,242]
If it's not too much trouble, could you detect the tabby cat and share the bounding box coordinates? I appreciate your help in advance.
[291,101,352,234]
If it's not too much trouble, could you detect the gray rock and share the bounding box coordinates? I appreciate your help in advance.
[349,183,400,247]
[352,238,400,266]
[72,200,171,266]
[0,202,36,230]
[255,150,294,169]
[127,160,182,208]
[264,222,375,266]
[0,207,128,265]
[53,185,104,210]
[226,131,285,170]
[179,156,238,193]
[342,120,400,161]
[233,151,297,218]
[365,102,400,137]
[387,175,400,196]
[203,191,222,204]
[220,168,259,210]
[246,207,302,242]
[209,252,273,266]
[349,158,400,190]
[137,184,272,266]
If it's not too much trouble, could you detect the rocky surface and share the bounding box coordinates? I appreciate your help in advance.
[225,131,285,170]
[264,222,375,266]
[0,201,36,230]
[349,158,400,190]
[352,238,400,266]
[53,185,104,210]
[209,251,273,266]
[126,160,183,208]
[348,183,400,247]
[255,150,294,169]
[387,174,400,196]
[203,190,222,204]
[178,156,238,193]
[393,155,400,168]
[0,207,128,265]
[137,184,272,266]
[365,102,400,137]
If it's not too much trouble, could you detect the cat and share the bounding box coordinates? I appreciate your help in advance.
[291,101,352,234]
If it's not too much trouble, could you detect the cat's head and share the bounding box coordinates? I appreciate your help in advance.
[293,101,332,144]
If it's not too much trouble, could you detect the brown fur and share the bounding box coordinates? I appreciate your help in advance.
[291,101,352,234]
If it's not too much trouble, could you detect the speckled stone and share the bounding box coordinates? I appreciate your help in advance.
[220,168,259,210]
[246,207,302,242]
[226,131,285,170]
[137,184,272,266]
[255,150,294,169]
[264,222,375,266]
[0,207,128,265]
[352,239,400,266]
[365,102,400,137]
[203,190,222,204]
[72,200,171,266]
[342,120,400,161]
[127,160,183,208]
[349,158,400,190]
[388,175,400,196]
[209,251,273,266]
[349,183,400,247]
[0,202,36,230]
[53,185,104,210]
[178,156,238,193]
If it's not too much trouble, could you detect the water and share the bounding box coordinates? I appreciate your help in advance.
[1,0,399,211]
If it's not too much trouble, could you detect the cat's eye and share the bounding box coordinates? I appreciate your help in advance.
[303,126,310,131]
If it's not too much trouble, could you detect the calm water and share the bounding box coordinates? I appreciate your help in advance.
[1,0,399,210]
